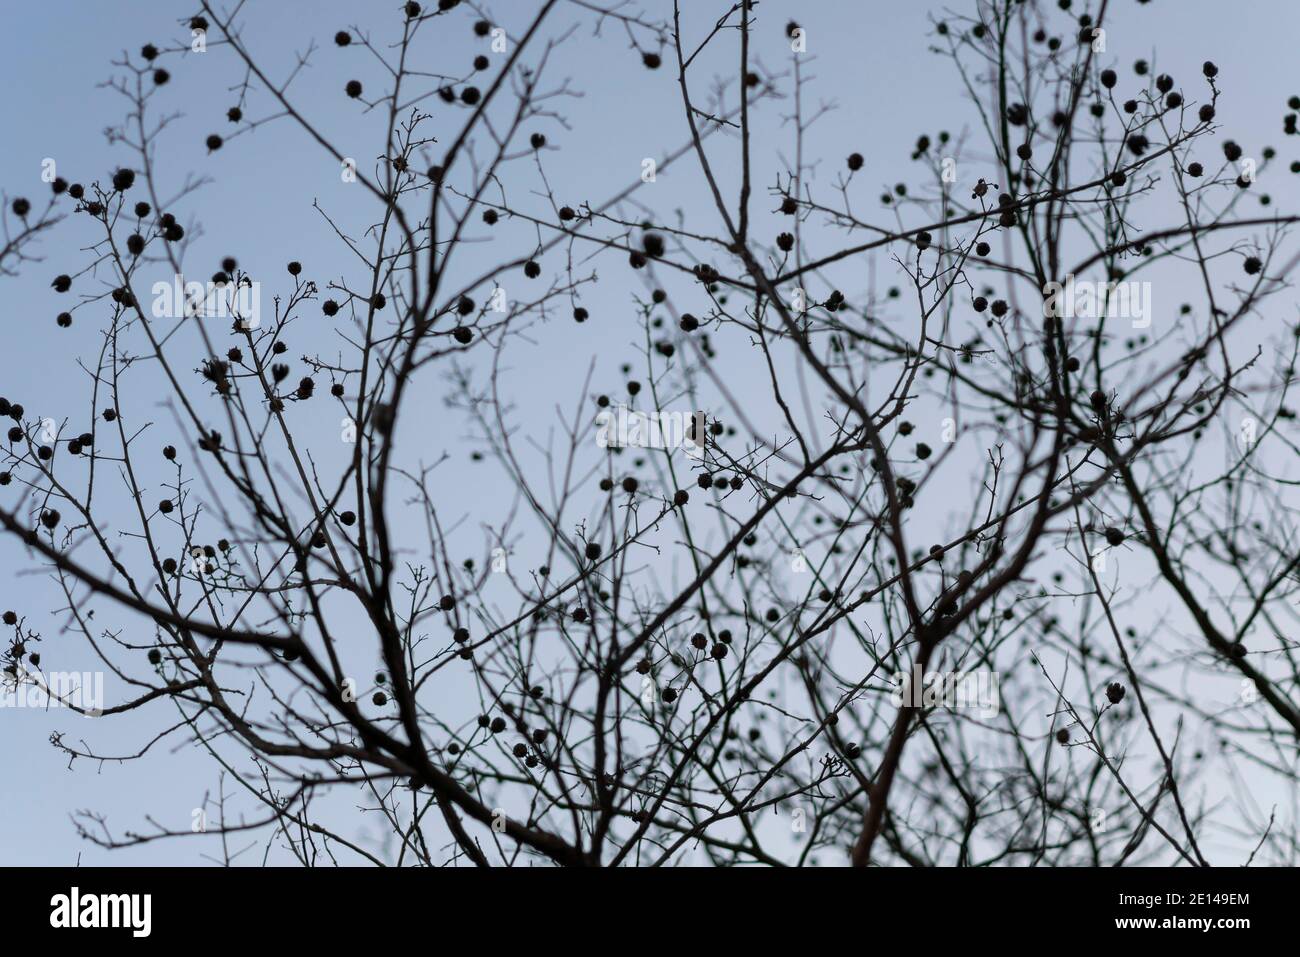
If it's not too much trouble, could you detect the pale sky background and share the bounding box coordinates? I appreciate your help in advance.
[1,0,1298,865]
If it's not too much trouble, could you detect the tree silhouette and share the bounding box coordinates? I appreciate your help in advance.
[3,0,1299,867]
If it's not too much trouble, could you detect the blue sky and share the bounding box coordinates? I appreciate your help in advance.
[1,0,1298,865]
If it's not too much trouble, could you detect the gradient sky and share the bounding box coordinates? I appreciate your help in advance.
[2,0,1298,865]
